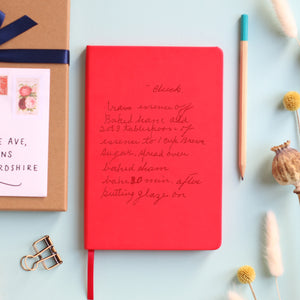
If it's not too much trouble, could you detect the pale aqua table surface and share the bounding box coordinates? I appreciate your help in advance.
[1,0,300,299]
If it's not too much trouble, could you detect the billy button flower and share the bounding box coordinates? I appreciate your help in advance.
[237,265,257,300]
[283,91,300,111]
[283,91,300,138]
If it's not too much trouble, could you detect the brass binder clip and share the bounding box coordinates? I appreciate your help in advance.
[21,235,63,271]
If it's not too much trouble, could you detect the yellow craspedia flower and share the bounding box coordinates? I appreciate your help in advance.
[283,91,300,111]
[237,265,256,284]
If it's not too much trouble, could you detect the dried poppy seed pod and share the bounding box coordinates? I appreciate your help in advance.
[271,140,300,203]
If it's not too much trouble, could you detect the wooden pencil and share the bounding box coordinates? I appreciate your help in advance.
[239,14,248,180]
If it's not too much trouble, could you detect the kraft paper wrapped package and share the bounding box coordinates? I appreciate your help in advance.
[0,0,70,211]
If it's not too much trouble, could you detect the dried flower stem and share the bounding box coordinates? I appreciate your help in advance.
[296,110,300,136]
[275,277,282,300]
[249,283,257,300]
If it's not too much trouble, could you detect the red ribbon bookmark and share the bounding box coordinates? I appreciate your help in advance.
[88,250,94,300]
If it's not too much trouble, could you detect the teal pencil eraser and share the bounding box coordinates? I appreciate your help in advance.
[241,14,248,41]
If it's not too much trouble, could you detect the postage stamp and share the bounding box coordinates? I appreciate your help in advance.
[16,78,39,115]
[0,76,8,95]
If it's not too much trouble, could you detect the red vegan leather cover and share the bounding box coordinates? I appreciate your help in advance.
[85,46,223,250]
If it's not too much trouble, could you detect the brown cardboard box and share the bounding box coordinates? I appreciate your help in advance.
[0,0,70,210]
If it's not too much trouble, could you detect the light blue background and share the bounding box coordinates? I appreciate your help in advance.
[1,0,300,299]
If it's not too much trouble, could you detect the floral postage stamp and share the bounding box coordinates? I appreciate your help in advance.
[0,76,8,95]
[16,78,39,115]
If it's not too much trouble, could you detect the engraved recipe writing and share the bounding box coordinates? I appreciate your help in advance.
[98,97,205,205]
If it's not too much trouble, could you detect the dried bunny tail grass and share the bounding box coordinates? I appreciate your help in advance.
[265,211,283,300]
[265,211,284,277]
[228,290,246,300]
[271,0,298,38]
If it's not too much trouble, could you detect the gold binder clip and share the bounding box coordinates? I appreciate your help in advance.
[21,235,63,271]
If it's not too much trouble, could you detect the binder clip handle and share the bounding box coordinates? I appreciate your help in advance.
[21,255,39,271]
[20,235,63,271]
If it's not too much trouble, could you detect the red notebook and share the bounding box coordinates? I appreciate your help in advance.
[85,46,223,298]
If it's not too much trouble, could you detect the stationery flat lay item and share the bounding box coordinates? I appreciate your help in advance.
[0,0,70,210]
[85,45,223,299]
[0,68,50,197]
[20,235,63,271]
[239,14,248,180]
